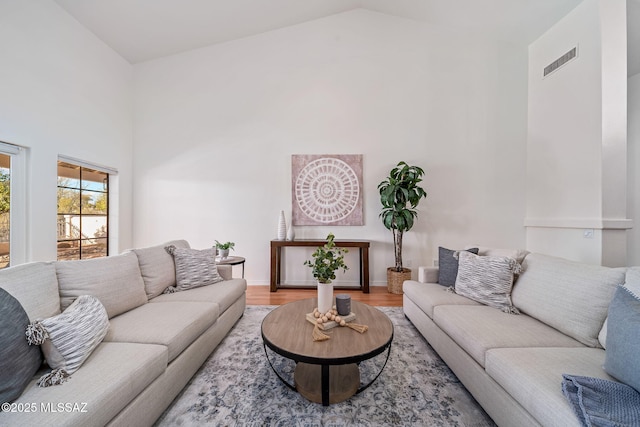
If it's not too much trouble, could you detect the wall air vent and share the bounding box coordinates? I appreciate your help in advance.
[543,46,578,78]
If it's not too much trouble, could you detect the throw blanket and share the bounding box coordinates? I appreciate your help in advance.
[562,374,640,427]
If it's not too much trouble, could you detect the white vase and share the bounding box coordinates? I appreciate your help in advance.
[277,210,287,240]
[286,224,295,241]
[317,282,334,314]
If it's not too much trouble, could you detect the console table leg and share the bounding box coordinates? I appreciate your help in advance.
[363,246,370,293]
[270,245,277,292]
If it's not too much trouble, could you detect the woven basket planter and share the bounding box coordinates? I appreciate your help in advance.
[387,267,412,294]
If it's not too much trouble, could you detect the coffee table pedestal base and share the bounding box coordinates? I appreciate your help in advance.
[294,363,359,405]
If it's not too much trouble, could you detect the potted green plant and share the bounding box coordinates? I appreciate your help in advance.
[304,233,348,313]
[378,161,427,294]
[214,240,235,259]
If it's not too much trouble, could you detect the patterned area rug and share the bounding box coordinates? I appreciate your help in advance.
[155,306,495,427]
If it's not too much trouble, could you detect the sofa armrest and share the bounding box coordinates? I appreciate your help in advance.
[217,265,232,280]
[418,266,439,283]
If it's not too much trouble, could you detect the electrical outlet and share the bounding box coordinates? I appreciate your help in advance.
[405,259,413,267]
[433,259,439,267]
[583,229,594,239]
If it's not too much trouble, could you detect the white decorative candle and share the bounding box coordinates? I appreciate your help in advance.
[317,282,334,314]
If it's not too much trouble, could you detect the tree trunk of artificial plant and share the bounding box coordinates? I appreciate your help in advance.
[393,229,403,271]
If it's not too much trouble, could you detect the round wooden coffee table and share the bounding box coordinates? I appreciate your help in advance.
[261,298,393,406]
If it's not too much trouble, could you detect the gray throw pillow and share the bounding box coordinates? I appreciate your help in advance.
[0,288,43,403]
[453,251,521,314]
[26,295,110,387]
[604,286,640,393]
[165,245,223,291]
[438,247,479,286]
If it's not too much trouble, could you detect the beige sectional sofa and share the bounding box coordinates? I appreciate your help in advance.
[403,249,631,427]
[0,240,246,427]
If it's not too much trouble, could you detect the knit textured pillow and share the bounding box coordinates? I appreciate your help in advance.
[165,245,223,292]
[453,251,521,314]
[26,295,109,387]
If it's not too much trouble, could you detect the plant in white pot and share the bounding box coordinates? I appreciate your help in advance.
[214,240,235,259]
[304,233,349,313]
[378,161,427,294]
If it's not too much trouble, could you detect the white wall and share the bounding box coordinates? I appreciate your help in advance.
[0,0,134,262]
[629,72,640,265]
[526,0,630,266]
[133,9,528,286]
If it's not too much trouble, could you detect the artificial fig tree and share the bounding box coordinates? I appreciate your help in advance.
[378,161,427,272]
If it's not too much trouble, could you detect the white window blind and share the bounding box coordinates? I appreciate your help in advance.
[58,155,118,175]
[0,141,22,155]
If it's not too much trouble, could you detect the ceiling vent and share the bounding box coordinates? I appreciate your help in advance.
[543,46,578,78]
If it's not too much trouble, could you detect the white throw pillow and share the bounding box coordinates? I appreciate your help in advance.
[26,295,109,387]
[453,251,521,314]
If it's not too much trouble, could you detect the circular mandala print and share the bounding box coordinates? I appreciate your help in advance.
[295,158,360,224]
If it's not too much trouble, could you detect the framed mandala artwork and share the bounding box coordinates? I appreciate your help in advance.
[292,154,363,226]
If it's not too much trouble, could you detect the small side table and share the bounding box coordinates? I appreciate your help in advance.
[216,256,245,278]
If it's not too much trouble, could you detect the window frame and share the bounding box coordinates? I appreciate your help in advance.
[57,156,115,261]
[0,141,27,268]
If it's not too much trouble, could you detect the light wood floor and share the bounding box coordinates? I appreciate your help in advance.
[246,285,403,307]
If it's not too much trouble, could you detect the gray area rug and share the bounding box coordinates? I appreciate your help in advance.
[155,305,495,426]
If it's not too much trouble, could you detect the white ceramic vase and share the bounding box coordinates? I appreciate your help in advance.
[317,282,334,314]
[286,224,295,241]
[277,210,287,240]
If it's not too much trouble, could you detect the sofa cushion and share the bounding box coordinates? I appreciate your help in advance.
[603,286,640,393]
[438,247,479,287]
[2,342,167,427]
[27,295,109,387]
[433,305,584,367]
[0,261,60,321]
[150,278,246,313]
[56,252,148,319]
[511,253,625,348]
[454,251,521,313]
[132,239,190,299]
[102,301,219,362]
[402,281,481,319]
[165,245,223,291]
[485,347,612,427]
[0,288,43,404]
[599,268,640,348]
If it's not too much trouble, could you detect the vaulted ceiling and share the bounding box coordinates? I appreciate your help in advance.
[54,0,586,64]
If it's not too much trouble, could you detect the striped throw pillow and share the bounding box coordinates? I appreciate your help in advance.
[165,245,223,292]
[26,295,109,387]
[453,251,522,314]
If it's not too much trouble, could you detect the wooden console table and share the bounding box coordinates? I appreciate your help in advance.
[270,239,370,293]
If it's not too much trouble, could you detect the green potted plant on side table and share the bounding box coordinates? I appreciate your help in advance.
[214,240,235,260]
[304,233,349,313]
[378,161,427,294]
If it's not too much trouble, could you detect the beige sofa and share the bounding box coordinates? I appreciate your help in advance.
[403,250,631,427]
[0,240,246,427]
